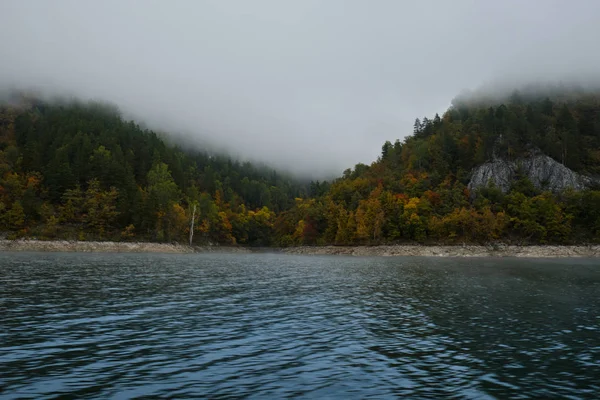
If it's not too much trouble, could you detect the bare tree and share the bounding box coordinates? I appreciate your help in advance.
[189,204,196,246]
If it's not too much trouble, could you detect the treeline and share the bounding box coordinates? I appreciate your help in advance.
[0,98,307,244]
[3,86,600,245]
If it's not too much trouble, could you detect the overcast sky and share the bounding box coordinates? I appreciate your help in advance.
[1,1,600,176]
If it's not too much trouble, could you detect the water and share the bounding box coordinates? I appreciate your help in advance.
[1,252,599,399]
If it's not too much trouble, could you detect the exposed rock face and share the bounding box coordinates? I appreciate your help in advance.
[468,153,594,193]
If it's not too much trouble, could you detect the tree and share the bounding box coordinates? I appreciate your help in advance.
[165,203,188,242]
[147,162,180,210]
[45,148,76,201]
[60,185,84,223]
[5,201,25,230]
[381,141,392,160]
[246,206,275,246]
[402,198,426,241]
[83,179,119,238]
[413,118,422,135]
[334,207,352,245]
[189,204,196,245]
[146,162,181,239]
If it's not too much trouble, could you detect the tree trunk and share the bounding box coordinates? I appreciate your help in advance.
[189,204,196,246]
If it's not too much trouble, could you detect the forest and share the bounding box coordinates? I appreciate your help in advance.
[2,85,600,245]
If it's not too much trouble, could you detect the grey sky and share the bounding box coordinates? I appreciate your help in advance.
[1,1,599,177]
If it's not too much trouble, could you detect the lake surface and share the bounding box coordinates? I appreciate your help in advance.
[1,252,599,399]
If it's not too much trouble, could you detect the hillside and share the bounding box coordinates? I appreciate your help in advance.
[274,85,600,245]
[2,86,600,245]
[0,97,307,244]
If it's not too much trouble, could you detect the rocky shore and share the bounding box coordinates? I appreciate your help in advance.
[1,240,600,257]
[282,245,600,258]
[0,240,251,254]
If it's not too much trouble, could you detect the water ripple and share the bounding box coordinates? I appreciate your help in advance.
[1,252,599,399]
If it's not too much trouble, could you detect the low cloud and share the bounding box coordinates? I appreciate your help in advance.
[2,0,600,176]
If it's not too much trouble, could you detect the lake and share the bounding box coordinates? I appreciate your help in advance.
[1,252,599,399]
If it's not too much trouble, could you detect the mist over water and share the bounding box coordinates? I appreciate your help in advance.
[2,1,600,176]
[2,253,599,398]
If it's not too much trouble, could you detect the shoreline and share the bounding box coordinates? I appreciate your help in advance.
[1,240,600,257]
[282,245,600,258]
[0,240,251,254]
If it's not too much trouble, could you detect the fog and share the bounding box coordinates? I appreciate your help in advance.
[1,1,600,177]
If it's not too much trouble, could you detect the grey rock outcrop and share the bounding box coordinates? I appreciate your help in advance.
[468,153,595,194]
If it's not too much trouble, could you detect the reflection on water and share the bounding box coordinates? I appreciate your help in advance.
[1,252,599,398]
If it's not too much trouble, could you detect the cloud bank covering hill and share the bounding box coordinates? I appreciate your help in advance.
[2,0,600,176]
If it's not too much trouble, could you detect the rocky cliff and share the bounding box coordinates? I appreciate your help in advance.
[468,152,596,193]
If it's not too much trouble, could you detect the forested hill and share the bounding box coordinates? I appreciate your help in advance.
[0,98,308,244]
[274,86,600,246]
[3,86,600,246]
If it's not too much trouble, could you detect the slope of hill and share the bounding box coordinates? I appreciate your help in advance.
[0,97,308,244]
[273,85,600,245]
